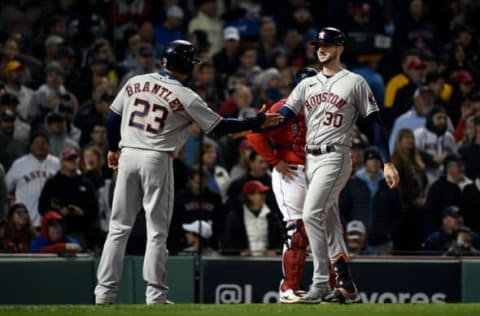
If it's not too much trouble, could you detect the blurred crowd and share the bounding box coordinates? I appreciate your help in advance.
[0,0,480,257]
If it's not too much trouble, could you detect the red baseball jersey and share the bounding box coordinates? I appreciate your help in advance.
[247,99,306,166]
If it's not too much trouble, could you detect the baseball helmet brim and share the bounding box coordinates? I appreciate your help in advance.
[309,39,342,46]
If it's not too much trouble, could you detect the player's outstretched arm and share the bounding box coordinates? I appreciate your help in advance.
[254,106,297,132]
[212,112,283,135]
[363,112,399,189]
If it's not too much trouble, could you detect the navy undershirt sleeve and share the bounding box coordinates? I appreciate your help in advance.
[277,106,296,123]
[212,114,265,135]
[255,106,296,132]
[107,110,122,151]
[363,111,391,163]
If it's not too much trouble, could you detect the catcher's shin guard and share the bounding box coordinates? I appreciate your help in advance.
[280,220,309,292]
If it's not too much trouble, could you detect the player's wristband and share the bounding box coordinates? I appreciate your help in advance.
[249,113,266,132]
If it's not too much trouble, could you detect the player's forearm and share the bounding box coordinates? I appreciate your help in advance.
[212,114,266,135]
[107,110,121,151]
[256,106,296,132]
[364,112,391,163]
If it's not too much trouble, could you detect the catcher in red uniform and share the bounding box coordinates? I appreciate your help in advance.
[247,67,318,303]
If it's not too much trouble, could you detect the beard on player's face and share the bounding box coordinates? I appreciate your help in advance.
[317,46,339,65]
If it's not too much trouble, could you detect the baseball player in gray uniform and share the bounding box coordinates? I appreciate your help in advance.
[94,40,282,305]
[273,27,400,303]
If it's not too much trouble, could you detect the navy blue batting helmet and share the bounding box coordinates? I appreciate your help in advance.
[162,40,200,73]
[293,67,318,87]
[309,27,346,46]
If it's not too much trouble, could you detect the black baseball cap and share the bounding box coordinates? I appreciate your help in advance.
[29,129,50,144]
[363,146,382,161]
[46,111,64,124]
[1,93,19,106]
[443,206,461,218]
[443,153,463,169]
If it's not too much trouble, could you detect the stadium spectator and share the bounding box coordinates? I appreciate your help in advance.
[389,86,434,154]
[85,122,108,155]
[391,57,427,121]
[3,203,36,253]
[351,54,385,108]
[350,139,367,176]
[448,70,476,126]
[188,0,223,55]
[182,122,220,167]
[43,35,64,65]
[119,43,159,87]
[74,84,114,147]
[3,60,34,122]
[423,153,480,236]
[213,26,241,77]
[444,225,480,257]
[339,146,403,254]
[44,111,79,157]
[414,106,457,185]
[80,145,106,191]
[454,93,480,143]
[256,16,280,69]
[0,93,30,143]
[56,99,81,144]
[180,220,218,256]
[195,142,230,202]
[383,51,424,126]
[459,115,480,180]
[229,138,253,181]
[6,130,60,227]
[107,0,151,34]
[225,150,279,216]
[56,46,84,104]
[394,0,437,53]
[138,20,164,58]
[121,33,142,73]
[38,148,99,249]
[223,180,283,256]
[391,128,428,251]
[236,47,263,86]
[423,206,480,254]
[0,110,28,170]
[154,5,185,55]
[218,84,255,118]
[345,220,378,256]
[192,62,221,108]
[169,166,224,253]
[29,211,82,254]
[27,61,77,125]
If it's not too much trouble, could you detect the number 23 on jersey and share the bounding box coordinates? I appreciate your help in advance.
[128,98,169,135]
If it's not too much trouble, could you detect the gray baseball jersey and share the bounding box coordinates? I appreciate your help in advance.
[96,71,222,305]
[286,69,379,148]
[111,72,222,152]
[284,69,379,288]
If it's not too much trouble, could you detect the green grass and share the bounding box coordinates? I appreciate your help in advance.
[0,304,479,316]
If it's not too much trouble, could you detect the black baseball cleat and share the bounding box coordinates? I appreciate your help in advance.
[323,288,361,304]
[324,256,361,304]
